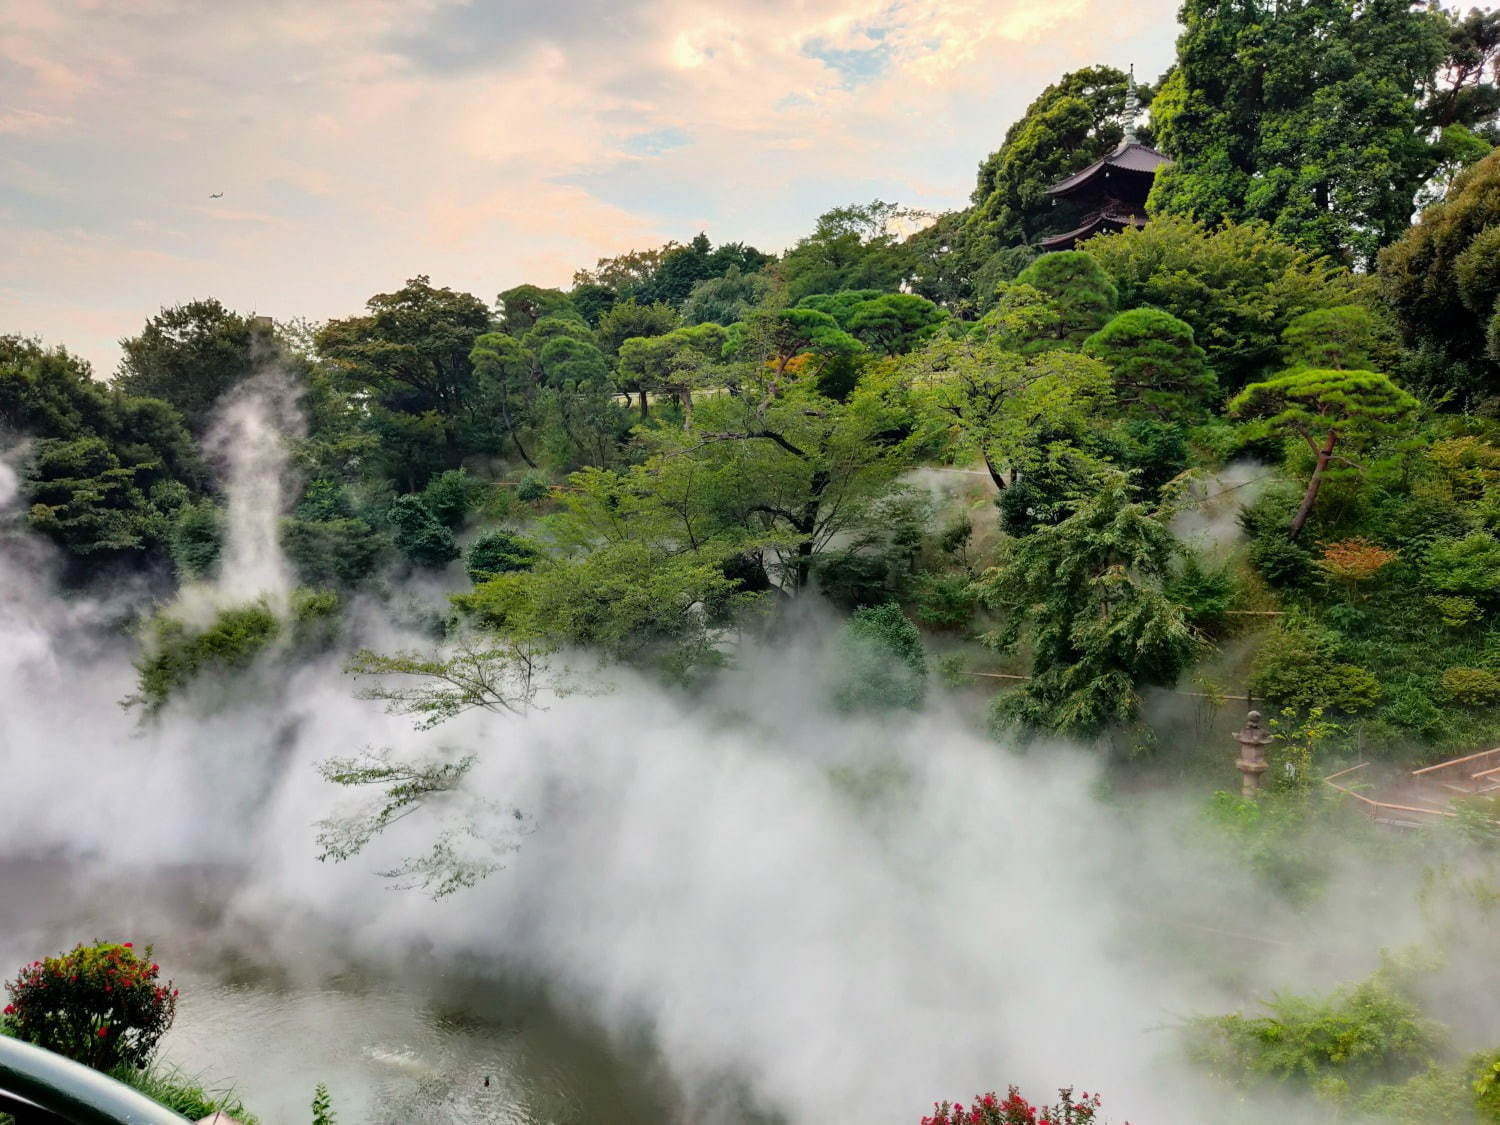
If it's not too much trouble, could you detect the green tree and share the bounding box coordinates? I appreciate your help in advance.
[1280,305,1395,371]
[725,307,864,381]
[495,284,573,335]
[681,265,773,326]
[829,602,928,713]
[1084,307,1216,420]
[595,298,680,356]
[387,494,459,568]
[1083,216,1368,389]
[1150,0,1477,265]
[1378,148,1500,405]
[316,277,491,418]
[615,323,727,424]
[1229,369,1419,537]
[465,529,536,583]
[844,294,948,355]
[114,299,257,433]
[1005,252,1119,349]
[469,331,539,466]
[775,201,915,302]
[908,338,1112,491]
[973,474,1199,736]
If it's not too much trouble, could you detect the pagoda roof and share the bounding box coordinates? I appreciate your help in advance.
[1037,207,1148,252]
[1043,141,1169,197]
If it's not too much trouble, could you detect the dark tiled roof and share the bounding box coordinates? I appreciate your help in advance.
[1037,208,1148,251]
[1043,141,1169,197]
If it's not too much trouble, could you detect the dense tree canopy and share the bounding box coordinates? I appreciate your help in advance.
[1151,0,1497,265]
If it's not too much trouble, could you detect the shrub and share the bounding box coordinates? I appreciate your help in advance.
[913,572,979,629]
[420,468,484,529]
[281,517,387,587]
[514,471,550,504]
[1249,621,1383,714]
[1425,532,1500,602]
[387,494,459,568]
[133,603,280,714]
[1441,667,1500,707]
[1317,537,1398,588]
[830,602,927,713]
[921,1087,1104,1124]
[169,500,221,579]
[1187,972,1443,1091]
[3,942,177,1070]
[465,530,536,584]
[1473,1051,1500,1122]
[1429,595,1483,629]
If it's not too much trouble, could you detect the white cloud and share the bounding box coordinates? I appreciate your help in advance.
[1,0,1179,373]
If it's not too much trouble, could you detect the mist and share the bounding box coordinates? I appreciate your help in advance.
[1,392,1494,1125]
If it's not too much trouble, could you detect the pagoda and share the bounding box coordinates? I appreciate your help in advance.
[1037,71,1168,252]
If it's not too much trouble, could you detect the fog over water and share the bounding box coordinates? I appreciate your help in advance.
[2,387,1495,1124]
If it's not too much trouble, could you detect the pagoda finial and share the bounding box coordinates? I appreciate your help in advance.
[1122,64,1141,145]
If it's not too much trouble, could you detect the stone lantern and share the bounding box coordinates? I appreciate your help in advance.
[1234,710,1274,798]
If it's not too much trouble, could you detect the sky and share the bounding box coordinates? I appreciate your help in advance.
[1,0,1179,376]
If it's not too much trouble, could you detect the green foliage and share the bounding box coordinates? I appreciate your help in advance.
[1187,969,1444,1093]
[281,517,387,588]
[1379,148,1500,406]
[843,293,947,355]
[681,265,773,327]
[775,200,915,302]
[114,298,258,433]
[829,603,928,713]
[1151,0,1462,265]
[1230,368,1419,536]
[1440,666,1500,707]
[1084,307,1215,420]
[514,471,550,504]
[974,474,1199,736]
[311,1081,336,1125]
[1,336,206,565]
[1424,532,1500,601]
[420,468,483,529]
[1008,252,1118,349]
[465,529,536,583]
[345,637,543,727]
[4,942,176,1071]
[1281,305,1394,371]
[495,284,574,335]
[131,603,281,714]
[387,494,459,569]
[1084,216,1368,390]
[111,1064,259,1124]
[169,500,221,579]
[1165,552,1235,635]
[595,297,680,356]
[1249,619,1384,714]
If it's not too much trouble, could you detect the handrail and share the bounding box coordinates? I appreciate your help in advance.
[0,1036,191,1124]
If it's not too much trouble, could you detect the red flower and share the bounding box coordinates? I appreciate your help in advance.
[97,1026,109,1037]
[3,1004,13,1015]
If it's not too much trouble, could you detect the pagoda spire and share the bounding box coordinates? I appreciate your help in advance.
[1122,64,1141,145]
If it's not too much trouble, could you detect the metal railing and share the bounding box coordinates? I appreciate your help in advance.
[0,1036,190,1124]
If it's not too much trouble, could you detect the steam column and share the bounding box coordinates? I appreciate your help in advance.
[1234,710,1273,798]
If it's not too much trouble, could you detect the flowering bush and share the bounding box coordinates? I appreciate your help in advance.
[921,1086,1111,1124]
[3,942,178,1070]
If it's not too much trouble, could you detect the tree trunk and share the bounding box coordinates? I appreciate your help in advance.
[639,389,649,420]
[499,392,537,468]
[680,389,692,430]
[981,449,1007,491]
[1289,430,1336,538]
